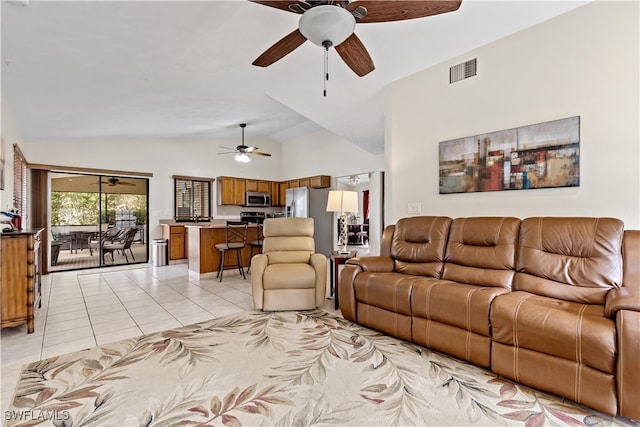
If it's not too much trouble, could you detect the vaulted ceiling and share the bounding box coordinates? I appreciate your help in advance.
[1,0,588,154]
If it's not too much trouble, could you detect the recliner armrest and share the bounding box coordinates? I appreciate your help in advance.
[250,254,269,310]
[310,253,328,308]
[605,287,640,318]
[346,256,394,272]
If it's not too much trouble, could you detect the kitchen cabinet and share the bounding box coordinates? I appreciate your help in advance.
[187,224,258,275]
[299,177,310,188]
[1,229,43,334]
[217,176,246,206]
[243,179,270,194]
[218,175,331,206]
[245,179,258,192]
[288,179,300,188]
[279,182,289,206]
[162,225,187,260]
[270,181,281,207]
[310,175,331,189]
[257,180,271,193]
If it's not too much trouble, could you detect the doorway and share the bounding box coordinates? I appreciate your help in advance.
[335,171,384,256]
[49,172,149,271]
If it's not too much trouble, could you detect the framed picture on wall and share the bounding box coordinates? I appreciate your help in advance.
[439,116,580,194]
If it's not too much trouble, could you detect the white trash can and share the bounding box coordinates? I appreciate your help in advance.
[151,238,168,267]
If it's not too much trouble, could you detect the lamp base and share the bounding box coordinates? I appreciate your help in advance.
[338,250,351,255]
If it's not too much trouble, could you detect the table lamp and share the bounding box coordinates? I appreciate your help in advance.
[326,190,358,254]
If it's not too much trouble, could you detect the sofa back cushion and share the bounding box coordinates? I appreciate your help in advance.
[515,217,624,304]
[442,217,520,289]
[391,216,452,277]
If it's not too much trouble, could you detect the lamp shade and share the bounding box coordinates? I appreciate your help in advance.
[299,5,355,47]
[326,190,358,213]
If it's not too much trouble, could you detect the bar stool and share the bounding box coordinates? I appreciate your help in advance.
[246,218,264,273]
[215,221,248,282]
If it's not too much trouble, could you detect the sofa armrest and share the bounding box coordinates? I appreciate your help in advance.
[616,309,640,421]
[250,253,268,310]
[606,230,640,318]
[310,253,328,308]
[346,256,394,272]
[338,264,361,321]
[605,287,640,318]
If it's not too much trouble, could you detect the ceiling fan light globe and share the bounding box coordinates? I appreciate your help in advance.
[299,5,355,47]
[235,153,250,163]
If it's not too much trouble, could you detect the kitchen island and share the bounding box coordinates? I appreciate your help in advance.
[185,221,258,277]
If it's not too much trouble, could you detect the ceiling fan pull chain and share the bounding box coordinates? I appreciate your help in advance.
[323,40,332,97]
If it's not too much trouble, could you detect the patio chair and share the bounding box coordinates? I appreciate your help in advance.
[88,226,121,256]
[103,227,137,263]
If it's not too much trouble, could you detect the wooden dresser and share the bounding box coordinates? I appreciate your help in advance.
[1,229,44,334]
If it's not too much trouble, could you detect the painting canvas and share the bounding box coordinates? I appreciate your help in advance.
[439,116,580,194]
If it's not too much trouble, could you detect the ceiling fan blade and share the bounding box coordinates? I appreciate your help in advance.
[217,151,237,155]
[347,0,461,23]
[119,181,136,186]
[335,33,375,77]
[253,29,307,67]
[251,151,272,157]
[218,146,237,150]
[249,0,309,14]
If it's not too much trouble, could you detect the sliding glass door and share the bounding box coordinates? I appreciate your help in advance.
[50,173,148,271]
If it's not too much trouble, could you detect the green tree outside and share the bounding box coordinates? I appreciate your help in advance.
[51,192,147,226]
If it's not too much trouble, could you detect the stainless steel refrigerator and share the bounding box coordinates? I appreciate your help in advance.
[285,187,332,256]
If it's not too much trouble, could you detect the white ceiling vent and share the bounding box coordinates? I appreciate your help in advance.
[450,58,477,84]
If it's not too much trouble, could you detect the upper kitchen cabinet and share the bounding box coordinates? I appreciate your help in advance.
[257,180,271,193]
[270,181,281,207]
[278,181,289,207]
[288,179,300,188]
[299,177,310,188]
[310,175,331,189]
[217,176,245,206]
[217,175,331,206]
[245,179,258,192]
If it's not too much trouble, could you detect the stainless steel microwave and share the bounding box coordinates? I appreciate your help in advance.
[245,191,271,207]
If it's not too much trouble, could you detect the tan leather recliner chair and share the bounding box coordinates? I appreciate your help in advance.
[251,217,327,311]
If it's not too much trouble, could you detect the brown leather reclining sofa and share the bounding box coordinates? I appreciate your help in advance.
[339,216,639,421]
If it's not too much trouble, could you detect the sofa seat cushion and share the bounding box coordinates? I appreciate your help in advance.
[263,263,316,290]
[411,279,510,337]
[353,272,418,315]
[491,291,616,374]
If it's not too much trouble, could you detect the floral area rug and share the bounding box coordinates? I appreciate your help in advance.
[7,310,632,426]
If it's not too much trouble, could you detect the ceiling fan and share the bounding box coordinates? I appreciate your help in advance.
[250,0,462,77]
[218,124,272,163]
[102,177,135,187]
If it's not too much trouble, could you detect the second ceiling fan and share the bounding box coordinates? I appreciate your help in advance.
[251,0,462,77]
[218,124,272,163]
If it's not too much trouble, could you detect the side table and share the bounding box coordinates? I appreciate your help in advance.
[330,250,357,310]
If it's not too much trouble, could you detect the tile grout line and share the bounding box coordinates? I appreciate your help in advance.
[103,270,186,332]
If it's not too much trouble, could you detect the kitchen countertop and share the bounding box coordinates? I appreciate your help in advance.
[185,220,259,229]
[160,219,260,229]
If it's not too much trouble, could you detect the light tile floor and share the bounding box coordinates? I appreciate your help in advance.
[0,263,341,413]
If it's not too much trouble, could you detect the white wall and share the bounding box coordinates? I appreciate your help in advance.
[22,136,284,239]
[387,1,640,228]
[281,129,384,180]
[21,128,385,240]
[282,130,386,253]
[0,95,24,214]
